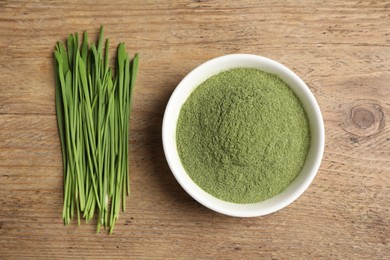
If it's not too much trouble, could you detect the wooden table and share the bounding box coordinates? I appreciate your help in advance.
[1,1,389,258]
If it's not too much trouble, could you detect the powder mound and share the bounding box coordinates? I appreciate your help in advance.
[176,68,310,204]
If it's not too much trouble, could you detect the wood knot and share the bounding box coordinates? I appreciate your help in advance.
[351,107,375,129]
[343,101,385,137]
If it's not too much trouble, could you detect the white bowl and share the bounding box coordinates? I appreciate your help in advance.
[162,54,324,217]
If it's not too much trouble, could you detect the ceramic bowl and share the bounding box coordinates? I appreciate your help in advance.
[162,54,324,217]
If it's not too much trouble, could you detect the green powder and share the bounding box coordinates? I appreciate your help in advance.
[176,68,310,204]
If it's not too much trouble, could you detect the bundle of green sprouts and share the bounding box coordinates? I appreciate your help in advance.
[54,26,139,233]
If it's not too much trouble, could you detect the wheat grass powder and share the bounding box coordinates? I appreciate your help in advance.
[176,68,310,204]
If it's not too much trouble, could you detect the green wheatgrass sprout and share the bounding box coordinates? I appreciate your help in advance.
[54,26,139,234]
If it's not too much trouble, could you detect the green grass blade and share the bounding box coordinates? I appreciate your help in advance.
[54,49,68,197]
[81,31,89,63]
[67,34,74,68]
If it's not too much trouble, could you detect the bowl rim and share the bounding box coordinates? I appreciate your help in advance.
[162,54,325,217]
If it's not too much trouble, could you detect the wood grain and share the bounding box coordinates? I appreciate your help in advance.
[0,0,389,259]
